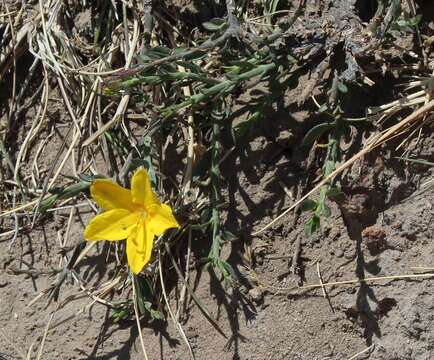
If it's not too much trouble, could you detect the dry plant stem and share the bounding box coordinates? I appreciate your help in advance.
[36,312,54,360]
[0,199,38,218]
[395,114,431,151]
[50,275,124,329]
[94,84,110,174]
[28,241,98,307]
[28,78,98,218]
[37,0,67,80]
[27,67,50,156]
[0,10,17,17]
[412,266,434,272]
[290,236,301,276]
[6,24,40,123]
[131,277,149,360]
[25,343,35,360]
[254,99,434,235]
[14,79,47,178]
[28,291,46,307]
[57,77,82,135]
[31,122,73,226]
[72,241,98,268]
[275,273,434,294]
[82,19,139,146]
[176,227,192,320]
[46,202,90,213]
[122,2,130,62]
[9,191,19,247]
[61,207,75,249]
[27,146,49,181]
[3,0,17,134]
[317,261,334,312]
[346,344,374,360]
[0,226,25,239]
[66,67,123,77]
[48,80,98,188]
[179,70,195,193]
[0,329,26,359]
[7,10,16,114]
[316,262,327,299]
[164,242,227,337]
[82,94,130,146]
[369,90,425,114]
[0,22,30,77]
[158,250,195,360]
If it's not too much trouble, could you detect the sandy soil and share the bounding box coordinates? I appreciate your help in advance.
[1,0,433,359]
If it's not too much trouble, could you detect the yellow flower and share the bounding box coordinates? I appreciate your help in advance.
[84,168,179,274]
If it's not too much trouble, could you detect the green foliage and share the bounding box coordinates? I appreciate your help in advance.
[98,5,306,286]
[202,18,228,32]
[391,14,421,32]
[370,0,421,39]
[133,275,164,320]
[396,157,434,168]
[301,74,350,235]
[81,0,310,323]
[204,105,237,284]
[39,176,98,213]
[302,185,340,236]
[302,122,336,147]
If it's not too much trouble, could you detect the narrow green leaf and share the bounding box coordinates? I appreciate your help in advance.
[323,160,336,177]
[202,18,227,32]
[305,215,321,236]
[396,157,434,167]
[303,122,335,147]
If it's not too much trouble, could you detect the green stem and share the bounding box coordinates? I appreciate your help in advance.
[209,120,222,261]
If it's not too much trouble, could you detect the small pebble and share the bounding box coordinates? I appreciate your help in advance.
[335,249,344,258]
[248,287,264,303]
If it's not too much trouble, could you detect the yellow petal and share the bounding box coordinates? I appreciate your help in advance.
[131,168,160,207]
[148,203,180,236]
[84,209,138,241]
[126,221,154,274]
[91,179,135,211]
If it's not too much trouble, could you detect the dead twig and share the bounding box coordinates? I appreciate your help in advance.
[272,272,434,294]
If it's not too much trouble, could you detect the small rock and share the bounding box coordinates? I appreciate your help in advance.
[248,287,264,303]
[362,225,387,255]
[276,129,294,148]
[185,327,199,339]
[335,249,344,258]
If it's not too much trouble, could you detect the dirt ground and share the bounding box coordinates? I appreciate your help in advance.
[1,117,433,360]
[1,0,434,359]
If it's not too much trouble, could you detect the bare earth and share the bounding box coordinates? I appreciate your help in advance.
[1,0,433,359]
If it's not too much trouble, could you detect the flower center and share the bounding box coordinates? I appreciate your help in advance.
[133,204,149,220]
[139,208,148,220]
